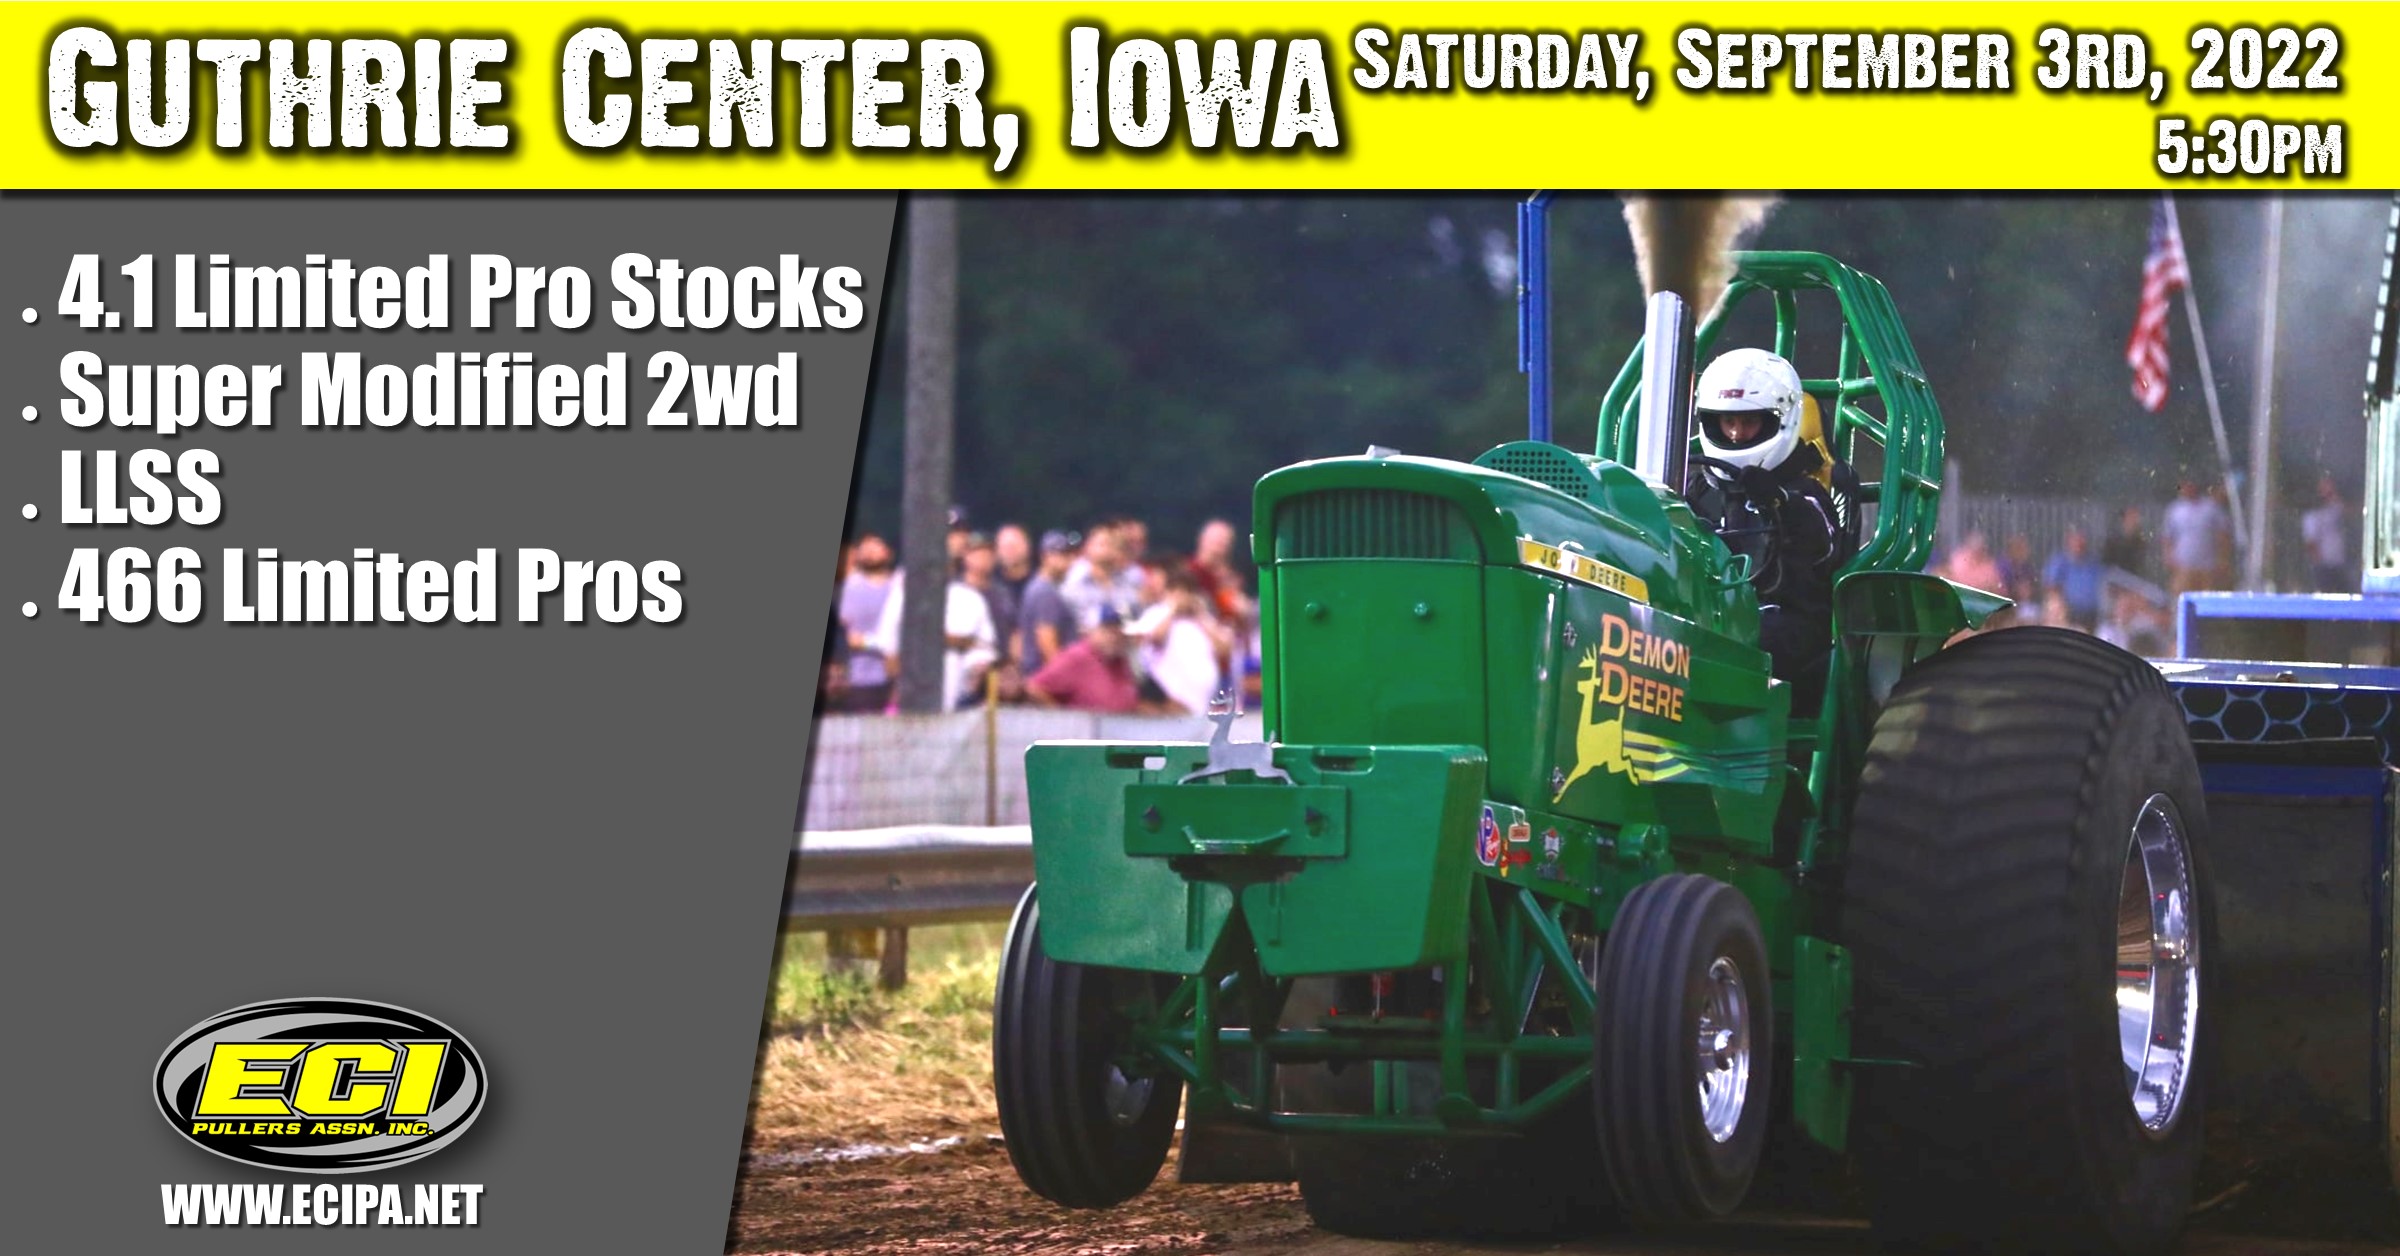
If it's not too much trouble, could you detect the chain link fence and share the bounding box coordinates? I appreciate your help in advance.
[799,708,1263,832]
[1942,492,2117,569]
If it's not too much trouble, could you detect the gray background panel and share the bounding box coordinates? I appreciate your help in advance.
[0,192,891,1250]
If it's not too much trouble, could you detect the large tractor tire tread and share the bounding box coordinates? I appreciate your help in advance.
[1846,627,2213,1256]
[1593,873,1774,1224]
[993,886,1181,1209]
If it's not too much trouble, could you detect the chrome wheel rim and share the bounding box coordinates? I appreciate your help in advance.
[1695,956,1751,1143]
[2118,794,2200,1135]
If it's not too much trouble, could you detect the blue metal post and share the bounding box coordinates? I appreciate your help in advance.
[1517,192,1555,444]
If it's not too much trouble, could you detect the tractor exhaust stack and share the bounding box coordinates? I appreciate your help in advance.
[1635,290,1694,489]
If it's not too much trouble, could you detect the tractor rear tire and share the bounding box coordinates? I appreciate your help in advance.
[1847,627,2214,1256]
[992,885,1182,1209]
[1592,872,1775,1223]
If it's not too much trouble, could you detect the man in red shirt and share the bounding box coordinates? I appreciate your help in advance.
[1188,518,1256,630]
[1025,607,1140,713]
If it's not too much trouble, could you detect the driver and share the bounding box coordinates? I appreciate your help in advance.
[1683,348,1840,702]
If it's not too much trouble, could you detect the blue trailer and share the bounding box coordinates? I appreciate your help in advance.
[2154,196,2400,1204]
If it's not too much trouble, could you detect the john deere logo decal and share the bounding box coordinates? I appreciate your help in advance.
[1554,611,1778,800]
[1518,537,1649,604]
[1557,612,1695,799]
[155,998,486,1174]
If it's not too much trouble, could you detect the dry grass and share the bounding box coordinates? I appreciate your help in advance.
[748,921,1008,1148]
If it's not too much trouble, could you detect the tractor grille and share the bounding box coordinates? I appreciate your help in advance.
[1474,442,1608,505]
[1274,490,1477,561]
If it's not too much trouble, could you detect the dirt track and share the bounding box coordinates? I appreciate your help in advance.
[727,1126,2400,1256]
[729,1130,1311,1255]
[738,933,2400,1256]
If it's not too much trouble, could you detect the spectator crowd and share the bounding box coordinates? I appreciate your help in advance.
[1934,473,2354,657]
[824,471,2357,711]
[822,512,1260,716]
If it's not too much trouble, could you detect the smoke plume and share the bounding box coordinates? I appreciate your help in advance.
[1620,194,1782,316]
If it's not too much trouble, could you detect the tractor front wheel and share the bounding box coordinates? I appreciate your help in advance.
[992,885,1182,1208]
[1847,627,2214,1256]
[1591,872,1774,1223]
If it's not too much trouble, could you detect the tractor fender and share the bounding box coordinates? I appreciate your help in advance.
[1832,570,2009,706]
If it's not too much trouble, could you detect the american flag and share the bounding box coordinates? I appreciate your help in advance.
[2125,196,2191,412]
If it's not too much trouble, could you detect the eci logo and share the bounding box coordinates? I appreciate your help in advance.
[154,998,487,1174]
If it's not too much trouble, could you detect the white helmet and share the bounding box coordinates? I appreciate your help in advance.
[1694,348,1803,472]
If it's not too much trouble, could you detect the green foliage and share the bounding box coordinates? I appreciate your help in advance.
[752,922,1008,1144]
[854,196,1569,545]
[768,921,1006,1036]
[849,195,2383,548]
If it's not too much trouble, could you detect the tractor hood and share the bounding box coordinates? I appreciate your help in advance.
[1251,445,1752,634]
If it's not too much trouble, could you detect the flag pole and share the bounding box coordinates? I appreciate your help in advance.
[2242,196,2285,591]
[2166,196,2250,556]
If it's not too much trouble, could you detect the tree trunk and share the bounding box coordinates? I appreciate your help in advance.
[900,196,958,713]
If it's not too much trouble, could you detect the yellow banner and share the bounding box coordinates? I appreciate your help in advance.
[7,2,2389,188]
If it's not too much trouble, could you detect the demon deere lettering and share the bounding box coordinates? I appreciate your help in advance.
[1556,611,1694,799]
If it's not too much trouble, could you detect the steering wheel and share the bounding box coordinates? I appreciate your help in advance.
[1689,456,1775,531]
[1691,455,1749,479]
[1690,456,1785,585]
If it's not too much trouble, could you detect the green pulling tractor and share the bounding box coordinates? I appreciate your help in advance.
[995,248,2215,1253]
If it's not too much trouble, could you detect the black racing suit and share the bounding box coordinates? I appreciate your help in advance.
[1685,450,1844,710]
